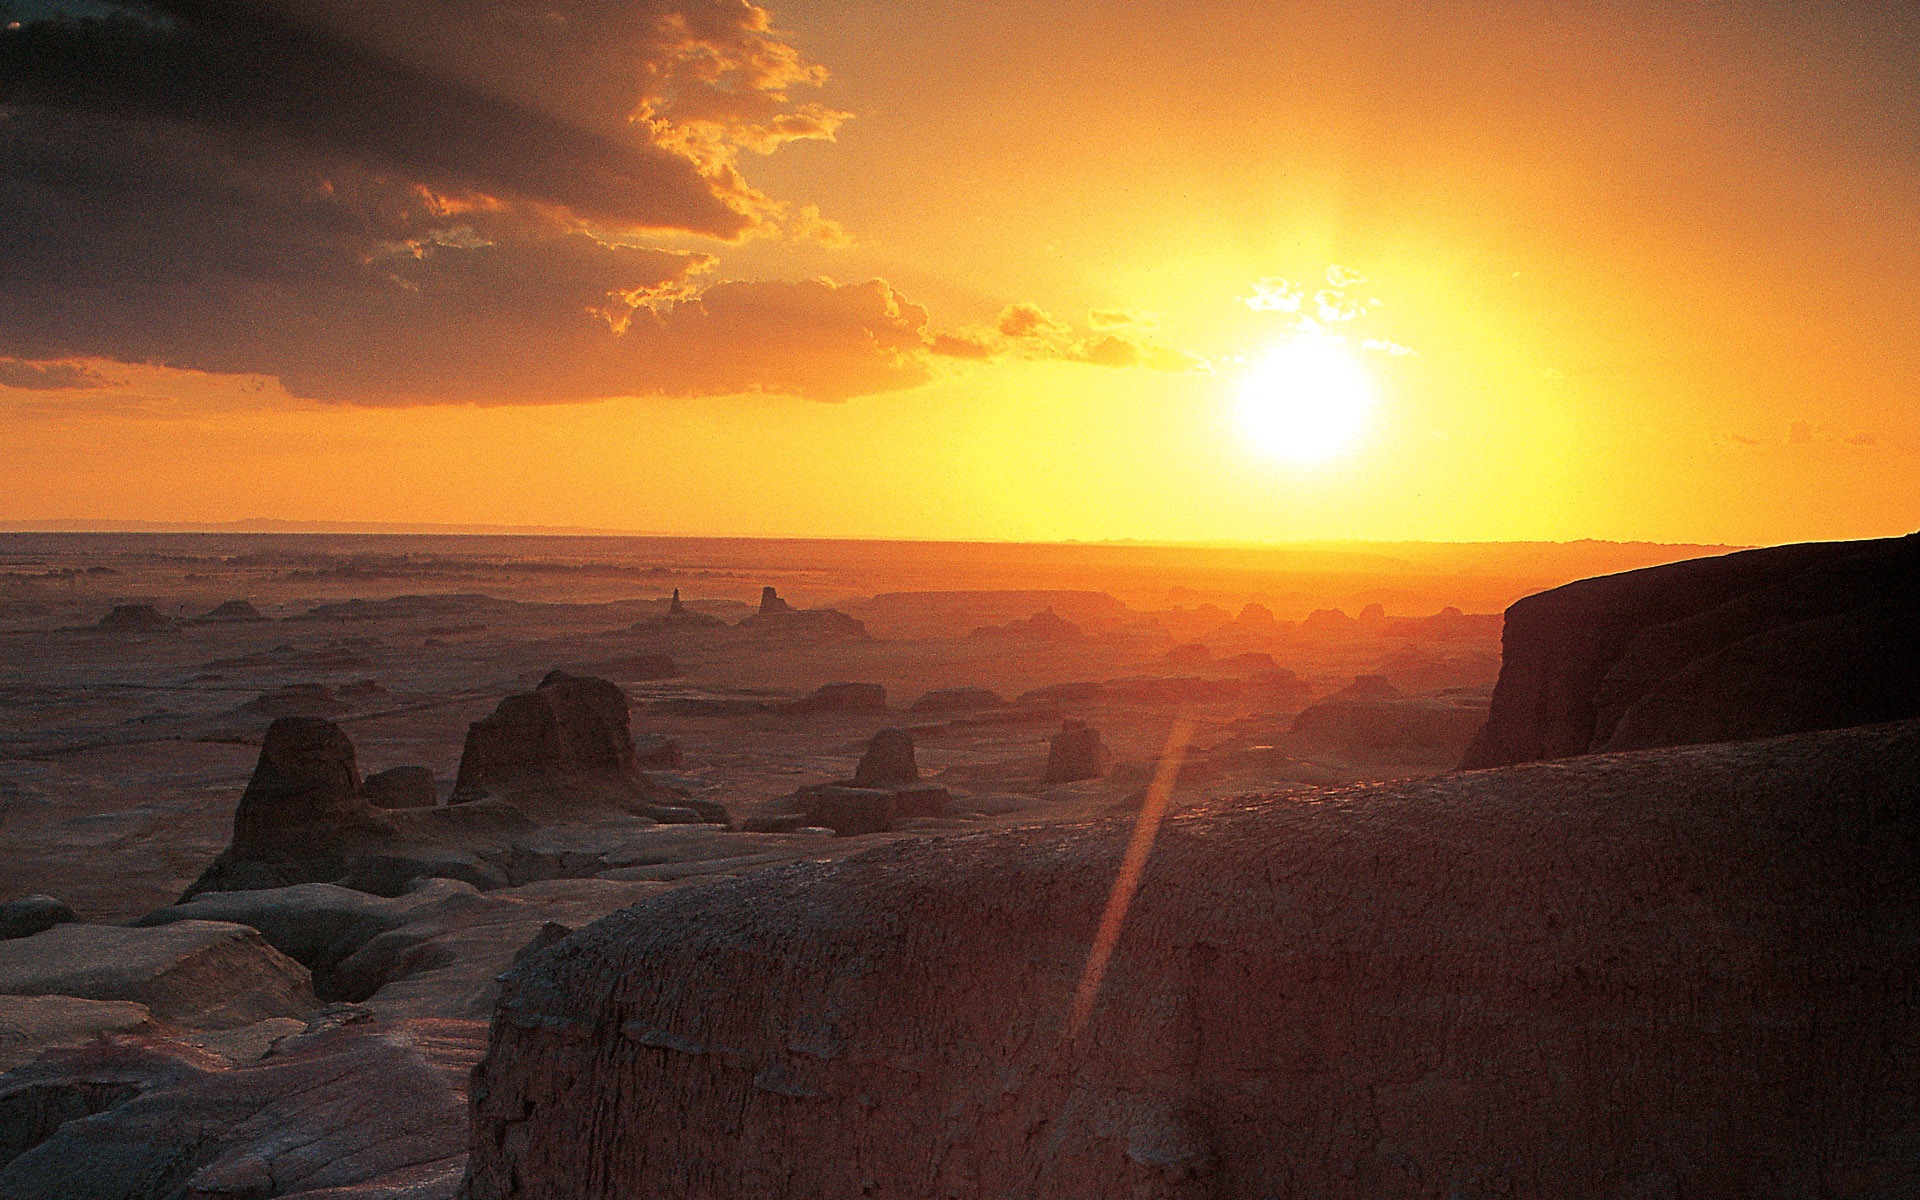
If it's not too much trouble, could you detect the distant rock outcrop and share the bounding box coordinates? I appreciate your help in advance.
[969,607,1084,641]
[733,587,871,640]
[1463,533,1920,767]
[243,683,350,719]
[192,599,265,623]
[631,589,726,632]
[466,720,1920,1200]
[95,603,168,630]
[1043,718,1109,784]
[450,672,722,823]
[781,681,888,715]
[852,728,920,788]
[1286,684,1489,767]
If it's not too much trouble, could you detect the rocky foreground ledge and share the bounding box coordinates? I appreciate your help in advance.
[466,718,1920,1200]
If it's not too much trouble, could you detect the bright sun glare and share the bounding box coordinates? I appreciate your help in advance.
[1235,337,1376,464]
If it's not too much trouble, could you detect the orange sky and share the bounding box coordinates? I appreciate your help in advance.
[1,0,1915,544]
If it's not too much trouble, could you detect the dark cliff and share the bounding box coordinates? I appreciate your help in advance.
[1462,532,1919,768]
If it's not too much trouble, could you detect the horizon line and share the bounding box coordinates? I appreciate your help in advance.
[0,516,1765,551]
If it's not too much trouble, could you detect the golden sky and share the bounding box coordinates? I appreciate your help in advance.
[1,0,1915,544]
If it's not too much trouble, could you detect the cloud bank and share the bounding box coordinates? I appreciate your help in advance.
[0,1,934,403]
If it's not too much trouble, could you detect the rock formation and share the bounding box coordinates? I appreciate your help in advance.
[193,599,265,623]
[94,603,167,630]
[1463,533,1920,767]
[631,590,726,632]
[0,920,316,1029]
[466,720,1920,1200]
[1044,718,1109,784]
[451,671,722,823]
[185,717,399,898]
[852,728,920,788]
[1164,642,1212,667]
[361,765,438,809]
[1286,687,1489,767]
[734,588,871,640]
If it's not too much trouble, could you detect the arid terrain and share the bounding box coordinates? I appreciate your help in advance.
[11,531,1917,1200]
[0,532,1714,923]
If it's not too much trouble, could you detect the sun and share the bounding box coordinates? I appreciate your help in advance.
[1235,337,1376,463]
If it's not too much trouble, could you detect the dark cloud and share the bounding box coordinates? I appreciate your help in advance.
[0,0,842,235]
[0,2,943,404]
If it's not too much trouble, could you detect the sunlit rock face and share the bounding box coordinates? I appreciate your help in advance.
[464,718,1920,1200]
[1464,532,1920,768]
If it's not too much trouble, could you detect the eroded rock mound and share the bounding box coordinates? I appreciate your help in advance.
[468,720,1920,1200]
[852,728,919,788]
[450,672,721,824]
[194,599,265,623]
[734,588,871,640]
[1464,533,1920,767]
[632,590,726,632]
[185,718,399,897]
[95,603,167,630]
[1044,718,1109,784]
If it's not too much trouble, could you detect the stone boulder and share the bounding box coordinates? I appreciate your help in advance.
[0,921,316,1029]
[467,720,1920,1200]
[0,1012,483,1199]
[1044,718,1109,784]
[852,728,920,788]
[94,603,167,630]
[910,687,1008,713]
[0,899,73,943]
[1463,533,1920,767]
[362,765,438,809]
